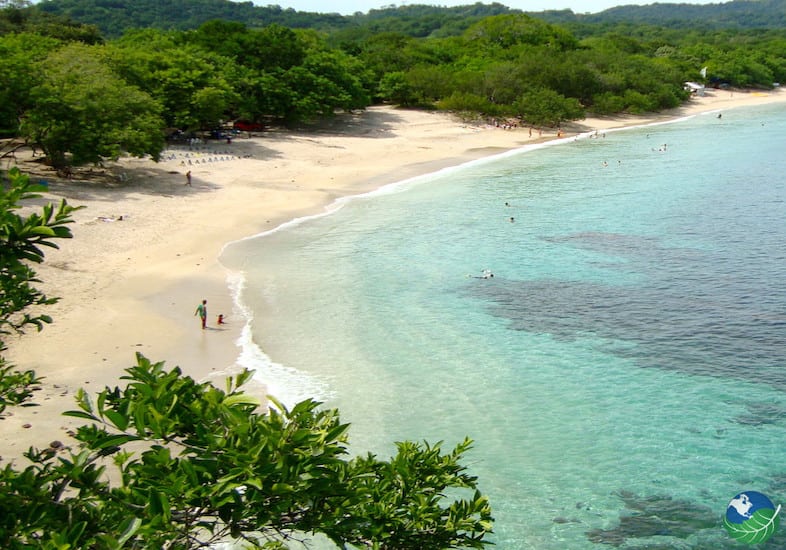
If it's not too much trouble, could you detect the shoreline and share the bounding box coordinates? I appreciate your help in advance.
[2,87,786,459]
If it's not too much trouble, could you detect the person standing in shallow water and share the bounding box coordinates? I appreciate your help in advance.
[195,299,207,329]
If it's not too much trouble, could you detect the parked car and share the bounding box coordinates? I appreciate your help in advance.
[233,120,264,132]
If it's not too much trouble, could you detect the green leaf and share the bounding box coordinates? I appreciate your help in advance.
[74,388,95,414]
[94,434,140,450]
[223,393,261,407]
[63,410,98,421]
[147,488,169,520]
[67,520,88,543]
[117,517,142,546]
[28,226,57,236]
[158,491,171,523]
[724,505,781,544]
[97,389,107,418]
[104,409,130,431]
[325,422,350,443]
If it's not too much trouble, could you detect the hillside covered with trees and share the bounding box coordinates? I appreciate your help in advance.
[549,0,786,29]
[32,0,522,38]
[2,0,786,173]
[30,0,786,38]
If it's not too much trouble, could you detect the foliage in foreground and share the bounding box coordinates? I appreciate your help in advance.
[7,356,489,549]
[0,167,80,337]
[0,167,493,548]
[0,166,80,415]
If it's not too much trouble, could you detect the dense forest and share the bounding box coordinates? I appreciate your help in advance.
[31,0,522,38]
[30,0,786,38]
[548,0,786,29]
[2,0,786,173]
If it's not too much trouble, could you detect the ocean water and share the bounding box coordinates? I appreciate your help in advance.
[220,103,786,549]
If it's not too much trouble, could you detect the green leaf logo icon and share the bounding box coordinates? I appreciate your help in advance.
[723,491,781,544]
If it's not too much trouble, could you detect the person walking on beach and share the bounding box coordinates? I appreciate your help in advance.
[185,170,192,186]
[195,299,207,329]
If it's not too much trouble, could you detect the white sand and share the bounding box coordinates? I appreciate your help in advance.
[2,88,785,459]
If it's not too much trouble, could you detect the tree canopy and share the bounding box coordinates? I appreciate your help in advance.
[21,43,165,171]
[32,0,786,39]
[1,2,785,171]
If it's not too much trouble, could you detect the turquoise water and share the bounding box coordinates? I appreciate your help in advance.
[221,104,786,549]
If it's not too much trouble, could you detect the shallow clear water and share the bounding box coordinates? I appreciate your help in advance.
[221,104,786,548]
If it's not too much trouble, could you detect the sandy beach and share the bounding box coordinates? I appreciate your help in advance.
[2,87,785,460]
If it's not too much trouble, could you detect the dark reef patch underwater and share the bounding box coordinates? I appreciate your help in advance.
[469,230,786,389]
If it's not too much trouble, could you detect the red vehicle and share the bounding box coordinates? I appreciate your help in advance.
[233,120,264,132]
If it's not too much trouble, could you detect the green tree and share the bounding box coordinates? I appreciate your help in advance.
[479,61,528,106]
[300,50,370,111]
[105,30,241,131]
[463,14,578,53]
[187,21,306,72]
[355,31,420,82]
[0,2,103,44]
[0,32,59,135]
[710,50,775,88]
[20,43,165,173]
[256,47,370,124]
[0,168,494,548]
[438,91,502,117]
[512,87,584,127]
[378,70,418,106]
[247,23,307,71]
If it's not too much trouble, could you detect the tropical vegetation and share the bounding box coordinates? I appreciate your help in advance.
[3,1,786,172]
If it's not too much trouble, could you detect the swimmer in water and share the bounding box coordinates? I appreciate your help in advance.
[468,269,494,279]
